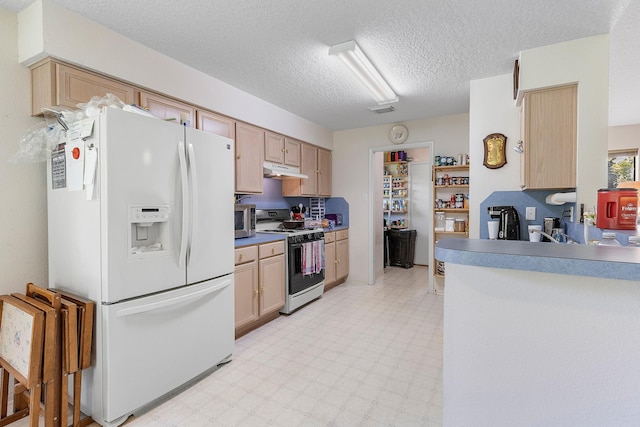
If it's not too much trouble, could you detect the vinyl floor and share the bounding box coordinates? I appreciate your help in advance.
[23,265,444,427]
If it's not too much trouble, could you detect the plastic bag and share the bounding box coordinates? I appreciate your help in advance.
[76,93,125,118]
[9,121,64,164]
[10,93,127,163]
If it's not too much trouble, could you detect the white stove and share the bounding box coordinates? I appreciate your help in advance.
[256,209,325,313]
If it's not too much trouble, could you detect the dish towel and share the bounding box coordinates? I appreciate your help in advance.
[302,242,314,276]
[302,241,325,276]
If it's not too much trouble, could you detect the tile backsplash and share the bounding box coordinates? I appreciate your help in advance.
[480,190,638,244]
[479,190,573,240]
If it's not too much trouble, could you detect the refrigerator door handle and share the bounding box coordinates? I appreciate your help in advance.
[178,141,189,269]
[115,278,232,317]
[186,143,199,267]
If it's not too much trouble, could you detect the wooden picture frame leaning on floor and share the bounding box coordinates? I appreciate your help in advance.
[0,295,45,427]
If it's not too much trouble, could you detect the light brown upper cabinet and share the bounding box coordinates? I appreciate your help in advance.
[282,144,332,197]
[264,132,301,167]
[520,84,577,190]
[317,147,332,197]
[138,91,195,127]
[284,138,302,167]
[265,132,286,164]
[235,122,265,194]
[196,110,235,139]
[30,59,136,115]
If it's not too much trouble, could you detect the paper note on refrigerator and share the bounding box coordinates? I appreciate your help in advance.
[65,136,84,191]
[84,143,98,200]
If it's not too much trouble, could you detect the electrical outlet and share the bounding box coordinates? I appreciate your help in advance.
[569,206,574,222]
[525,207,536,221]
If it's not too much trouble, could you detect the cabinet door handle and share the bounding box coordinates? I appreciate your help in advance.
[239,253,243,262]
[236,155,241,159]
[260,287,265,293]
[271,247,275,254]
[254,289,259,295]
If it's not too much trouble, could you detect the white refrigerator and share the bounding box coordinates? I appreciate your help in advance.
[47,107,235,427]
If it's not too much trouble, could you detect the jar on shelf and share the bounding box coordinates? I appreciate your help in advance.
[435,211,445,231]
[445,217,455,232]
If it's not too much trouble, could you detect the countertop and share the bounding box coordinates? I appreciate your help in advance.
[435,238,640,281]
[234,233,286,248]
[234,226,349,248]
[325,225,348,232]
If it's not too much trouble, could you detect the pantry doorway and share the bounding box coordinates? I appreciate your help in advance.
[367,141,434,293]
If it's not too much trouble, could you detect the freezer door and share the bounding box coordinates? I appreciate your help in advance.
[184,127,234,284]
[102,109,187,302]
[101,276,234,424]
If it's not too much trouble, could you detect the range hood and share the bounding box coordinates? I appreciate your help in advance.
[263,162,308,179]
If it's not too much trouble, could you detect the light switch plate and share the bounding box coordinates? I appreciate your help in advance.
[526,207,536,221]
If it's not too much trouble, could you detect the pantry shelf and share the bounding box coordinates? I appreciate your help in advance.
[432,164,470,292]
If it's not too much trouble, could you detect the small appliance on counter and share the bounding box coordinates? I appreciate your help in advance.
[488,206,521,240]
[596,188,638,230]
[234,203,256,238]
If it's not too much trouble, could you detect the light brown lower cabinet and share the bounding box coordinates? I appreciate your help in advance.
[324,229,349,291]
[234,240,285,337]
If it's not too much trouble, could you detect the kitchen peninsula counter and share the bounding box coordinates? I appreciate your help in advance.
[436,238,640,426]
[435,237,640,281]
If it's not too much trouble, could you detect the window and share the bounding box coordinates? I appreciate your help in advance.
[608,149,638,187]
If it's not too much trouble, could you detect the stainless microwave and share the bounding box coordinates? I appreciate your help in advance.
[235,204,256,238]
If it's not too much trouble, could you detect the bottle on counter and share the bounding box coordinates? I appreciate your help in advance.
[598,232,621,246]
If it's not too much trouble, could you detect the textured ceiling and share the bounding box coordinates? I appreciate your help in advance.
[2,0,638,131]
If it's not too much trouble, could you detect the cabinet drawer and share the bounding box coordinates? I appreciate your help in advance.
[235,246,258,265]
[323,231,335,243]
[336,229,349,241]
[259,241,285,259]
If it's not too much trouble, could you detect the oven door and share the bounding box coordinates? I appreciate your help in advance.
[288,240,325,295]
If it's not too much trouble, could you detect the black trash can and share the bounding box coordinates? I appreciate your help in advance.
[387,229,416,269]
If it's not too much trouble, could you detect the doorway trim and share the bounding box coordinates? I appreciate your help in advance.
[368,141,434,290]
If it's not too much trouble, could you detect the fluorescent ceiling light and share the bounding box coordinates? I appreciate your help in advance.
[329,40,398,105]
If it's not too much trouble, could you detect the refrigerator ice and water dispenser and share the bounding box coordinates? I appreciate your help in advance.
[129,205,171,256]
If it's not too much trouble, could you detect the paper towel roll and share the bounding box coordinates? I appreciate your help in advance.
[545,192,577,205]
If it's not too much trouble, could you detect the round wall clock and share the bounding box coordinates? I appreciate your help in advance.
[389,125,408,144]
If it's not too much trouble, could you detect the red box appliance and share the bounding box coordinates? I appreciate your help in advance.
[596,188,638,230]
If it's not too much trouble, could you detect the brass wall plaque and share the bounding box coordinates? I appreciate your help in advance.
[483,133,507,169]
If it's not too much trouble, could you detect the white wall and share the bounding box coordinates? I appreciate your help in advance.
[469,35,610,234]
[333,114,469,284]
[444,263,640,426]
[18,0,333,149]
[468,74,520,238]
[609,124,640,151]
[0,8,48,293]
[519,35,609,211]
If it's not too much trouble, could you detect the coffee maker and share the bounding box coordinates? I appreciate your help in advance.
[488,206,521,240]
